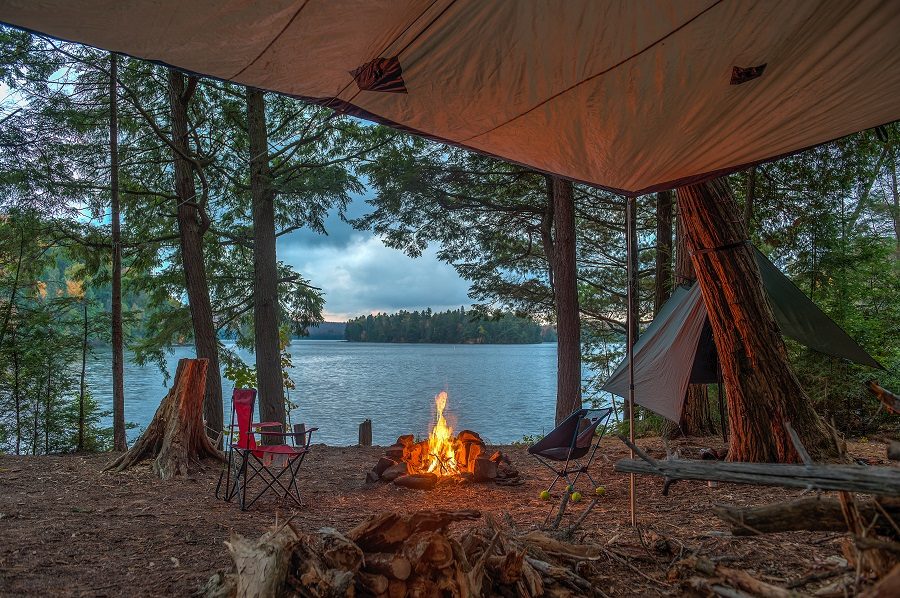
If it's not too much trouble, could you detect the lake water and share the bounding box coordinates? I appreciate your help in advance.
[85,341,590,446]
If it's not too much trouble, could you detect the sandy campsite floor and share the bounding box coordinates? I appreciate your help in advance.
[0,437,893,597]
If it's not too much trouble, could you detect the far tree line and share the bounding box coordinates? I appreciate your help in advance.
[343,308,555,344]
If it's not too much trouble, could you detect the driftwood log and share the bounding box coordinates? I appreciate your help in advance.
[713,496,900,537]
[106,358,222,479]
[614,436,900,496]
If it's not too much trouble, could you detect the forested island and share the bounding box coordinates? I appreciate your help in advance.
[344,308,556,344]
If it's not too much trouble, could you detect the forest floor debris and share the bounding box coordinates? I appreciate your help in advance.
[0,437,895,596]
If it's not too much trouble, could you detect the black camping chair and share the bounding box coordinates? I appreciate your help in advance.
[528,407,612,496]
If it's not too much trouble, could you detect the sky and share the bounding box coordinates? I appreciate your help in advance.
[278,193,472,322]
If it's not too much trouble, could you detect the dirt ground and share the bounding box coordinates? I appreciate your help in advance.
[0,437,893,597]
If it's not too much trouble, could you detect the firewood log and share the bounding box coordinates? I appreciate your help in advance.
[219,523,299,598]
[364,553,412,581]
[349,513,410,552]
[319,528,363,572]
[473,457,498,482]
[403,531,454,572]
[406,576,438,598]
[374,457,396,476]
[385,444,405,461]
[357,571,389,596]
[380,462,409,482]
[393,473,437,490]
[387,579,408,598]
[406,509,481,534]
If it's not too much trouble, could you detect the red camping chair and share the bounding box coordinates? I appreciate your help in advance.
[215,389,316,510]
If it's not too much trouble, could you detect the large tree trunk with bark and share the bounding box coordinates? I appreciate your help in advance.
[549,177,581,424]
[110,53,127,452]
[666,210,718,437]
[246,87,285,432]
[107,358,222,478]
[167,69,224,441]
[654,190,673,314]
[676,178,836,462]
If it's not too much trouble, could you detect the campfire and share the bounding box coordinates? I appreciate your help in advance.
[366,391,521,490]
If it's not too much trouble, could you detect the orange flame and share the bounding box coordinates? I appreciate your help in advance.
[424,391,459,475]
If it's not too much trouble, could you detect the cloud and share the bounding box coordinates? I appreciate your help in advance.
[278,206,472,321]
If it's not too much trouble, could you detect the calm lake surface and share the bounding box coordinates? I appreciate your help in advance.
[85,341,586,445]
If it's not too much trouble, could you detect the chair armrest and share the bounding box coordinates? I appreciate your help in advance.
[253,421,284,429]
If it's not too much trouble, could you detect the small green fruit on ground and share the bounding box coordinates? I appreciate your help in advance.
[539,490,551,500]
[595,486,606,496]
[570,492,582,502]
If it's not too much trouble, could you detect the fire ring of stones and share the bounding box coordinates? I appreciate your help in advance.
[365,430,523,490]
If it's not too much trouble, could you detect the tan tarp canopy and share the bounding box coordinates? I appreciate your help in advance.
[1,0,899,194]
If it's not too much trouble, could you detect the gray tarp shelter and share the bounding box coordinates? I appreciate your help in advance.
[602,247,882,422]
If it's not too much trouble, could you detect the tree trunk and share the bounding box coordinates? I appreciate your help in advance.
[549,177,581,424]
[44,359,51,453]
[167,69,224,442]
[110,53,127,452]
[654,190,673,315]
[78,301,87,452]
[744,165,757,236]
[246,87,285,432]
[12,334,20,455]
[666,210,717,437]
[676,177,836,462]
[106,358,223,478]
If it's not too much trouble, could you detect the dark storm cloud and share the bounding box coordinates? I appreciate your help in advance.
[277,197,471,320]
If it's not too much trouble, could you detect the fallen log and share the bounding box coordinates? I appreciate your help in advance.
[713,496,900,538]
[614,451,900,497]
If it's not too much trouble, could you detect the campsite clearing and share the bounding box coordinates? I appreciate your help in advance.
[0,437,892,596]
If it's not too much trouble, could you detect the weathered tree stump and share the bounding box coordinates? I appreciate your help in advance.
[359,418,372,446]
[105,358,222,479]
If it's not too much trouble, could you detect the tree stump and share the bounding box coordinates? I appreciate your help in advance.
[106,358,223,479]
[359,419,372,446]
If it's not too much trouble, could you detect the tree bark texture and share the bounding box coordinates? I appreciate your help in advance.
[246,87,285,432]
[549,177,581,425]
[669,209,717,437]
[167,69,224,440]
[654,190,673,315]
[106,358,223,479]
[110,53,127,452]
[676,178,836,462]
